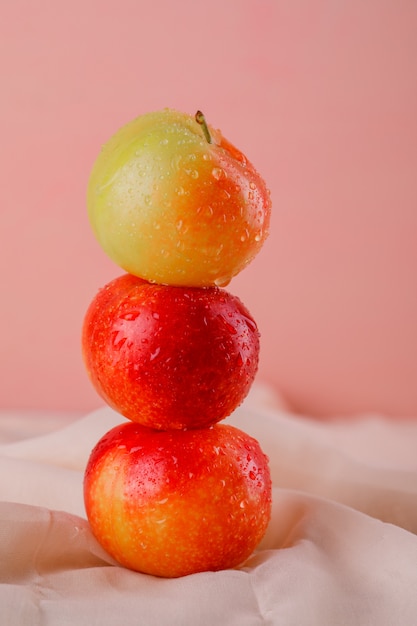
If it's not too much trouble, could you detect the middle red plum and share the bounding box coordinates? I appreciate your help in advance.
[82,274,260,430]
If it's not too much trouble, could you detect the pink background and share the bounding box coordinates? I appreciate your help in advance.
[1,1,416,418]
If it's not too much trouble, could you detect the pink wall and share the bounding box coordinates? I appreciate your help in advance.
[1,1,416,418]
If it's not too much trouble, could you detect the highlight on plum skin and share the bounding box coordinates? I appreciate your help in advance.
[82,273,261,431]
[83,421,272,578]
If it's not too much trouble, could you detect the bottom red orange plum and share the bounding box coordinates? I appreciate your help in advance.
[84,421,272,578]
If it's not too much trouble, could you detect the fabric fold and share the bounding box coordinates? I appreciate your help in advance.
[1,387,417,624]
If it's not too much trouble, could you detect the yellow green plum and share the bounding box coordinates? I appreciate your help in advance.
[87,109,271,287]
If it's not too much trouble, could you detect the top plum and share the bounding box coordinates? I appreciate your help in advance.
[87,109,271,287]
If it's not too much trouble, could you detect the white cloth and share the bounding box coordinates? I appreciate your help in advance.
[1,384,417,625]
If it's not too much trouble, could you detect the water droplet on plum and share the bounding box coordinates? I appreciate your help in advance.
[211,167,225,181]
[241,228,250,242]
[150,347,161,361]
[214,276,231,287]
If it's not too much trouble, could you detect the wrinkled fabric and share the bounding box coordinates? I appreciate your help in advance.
[1,385,417,625]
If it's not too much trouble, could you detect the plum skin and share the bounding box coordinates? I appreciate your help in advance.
[82,273,260,430]
[87,108,271,287]
[84,421,272,578]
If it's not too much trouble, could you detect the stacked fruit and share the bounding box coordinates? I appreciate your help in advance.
[82,109,273,578]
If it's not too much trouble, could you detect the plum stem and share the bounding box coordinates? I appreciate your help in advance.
[195,110,212,144]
